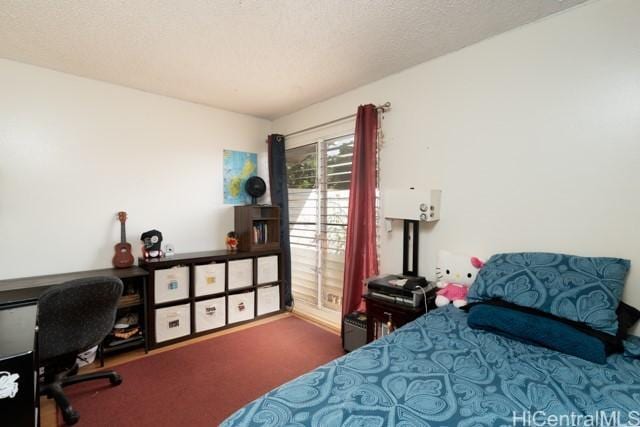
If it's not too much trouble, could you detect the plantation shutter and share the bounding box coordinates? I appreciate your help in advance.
[287,134,354,313]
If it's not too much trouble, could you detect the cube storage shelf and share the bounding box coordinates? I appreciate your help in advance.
[139,249,283,349]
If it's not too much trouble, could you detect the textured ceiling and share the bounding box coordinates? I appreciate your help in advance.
[0,0,586,119]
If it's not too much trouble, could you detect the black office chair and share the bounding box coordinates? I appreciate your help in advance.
[38,276,124,425]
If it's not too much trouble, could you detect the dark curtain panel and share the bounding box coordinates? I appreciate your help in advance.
[267,134,293,308]
[341,105,379,318]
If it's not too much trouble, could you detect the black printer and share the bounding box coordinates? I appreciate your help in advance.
[365,274,435,307]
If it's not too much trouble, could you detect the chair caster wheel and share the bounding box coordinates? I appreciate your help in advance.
[62,407,79,425]
[110,373,122,386]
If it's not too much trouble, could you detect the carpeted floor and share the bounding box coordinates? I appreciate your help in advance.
[59,316,343,426]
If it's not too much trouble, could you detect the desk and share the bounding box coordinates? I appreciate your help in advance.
[0,267,149,366]
[0,285,51,308]
[0,305,38,426]
[0,267,150,425]
[0,267,149,308]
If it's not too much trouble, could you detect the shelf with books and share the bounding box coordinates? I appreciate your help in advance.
[252,221,270,245]
[235,205,280,252]
[117,293,143,309]
[99,275,148,364]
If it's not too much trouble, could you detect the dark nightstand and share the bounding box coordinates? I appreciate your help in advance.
[364,292,436,343]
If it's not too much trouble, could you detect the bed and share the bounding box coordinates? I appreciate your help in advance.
[222,305,640,426]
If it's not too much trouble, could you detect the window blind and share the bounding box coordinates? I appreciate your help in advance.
[287,134,354,312]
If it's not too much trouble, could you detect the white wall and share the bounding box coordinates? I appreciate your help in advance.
[0,59,270,283]
[274,0,640,308]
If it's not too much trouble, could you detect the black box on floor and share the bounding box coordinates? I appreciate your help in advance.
[342,311,367,352]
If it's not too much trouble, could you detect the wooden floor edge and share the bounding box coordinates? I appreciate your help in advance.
[291,309,341,335]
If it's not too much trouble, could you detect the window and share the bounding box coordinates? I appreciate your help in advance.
[287,134,355,320]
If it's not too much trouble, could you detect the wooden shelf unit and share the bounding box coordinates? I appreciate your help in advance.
[363,293,435,343]
[234,205,281,252]
[139,249,283,349]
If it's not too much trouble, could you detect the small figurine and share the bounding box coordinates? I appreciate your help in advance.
[434,250,484,308]
[141,229,164,259]
[226,231,239,252]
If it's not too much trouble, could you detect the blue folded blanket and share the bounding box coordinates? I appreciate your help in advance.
[468,303,608,364]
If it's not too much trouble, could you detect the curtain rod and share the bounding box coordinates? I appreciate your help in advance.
[283,102,391,138]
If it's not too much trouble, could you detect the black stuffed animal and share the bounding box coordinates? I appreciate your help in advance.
[140,229,163,259]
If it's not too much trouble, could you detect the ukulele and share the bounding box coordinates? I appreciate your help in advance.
[113,211,134,268]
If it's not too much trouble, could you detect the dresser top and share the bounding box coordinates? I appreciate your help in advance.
[138,249,281,268]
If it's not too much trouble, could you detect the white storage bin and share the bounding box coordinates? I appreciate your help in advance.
[228,291,255,324]
[194,263,225,296]
[257,256,279,284]
[228,259,253,290]
[195,297,226,332]
[154,266,189,304]
[155,303,191,343]
[257,285,280,316]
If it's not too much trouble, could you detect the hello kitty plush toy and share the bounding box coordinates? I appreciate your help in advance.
[435,250,484,308]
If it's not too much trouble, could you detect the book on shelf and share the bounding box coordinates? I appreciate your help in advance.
[105,325,142,347]
[117,293,141,307]
[252,222,269,245]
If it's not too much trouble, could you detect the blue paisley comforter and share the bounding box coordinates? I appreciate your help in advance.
[221,306,640,426]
